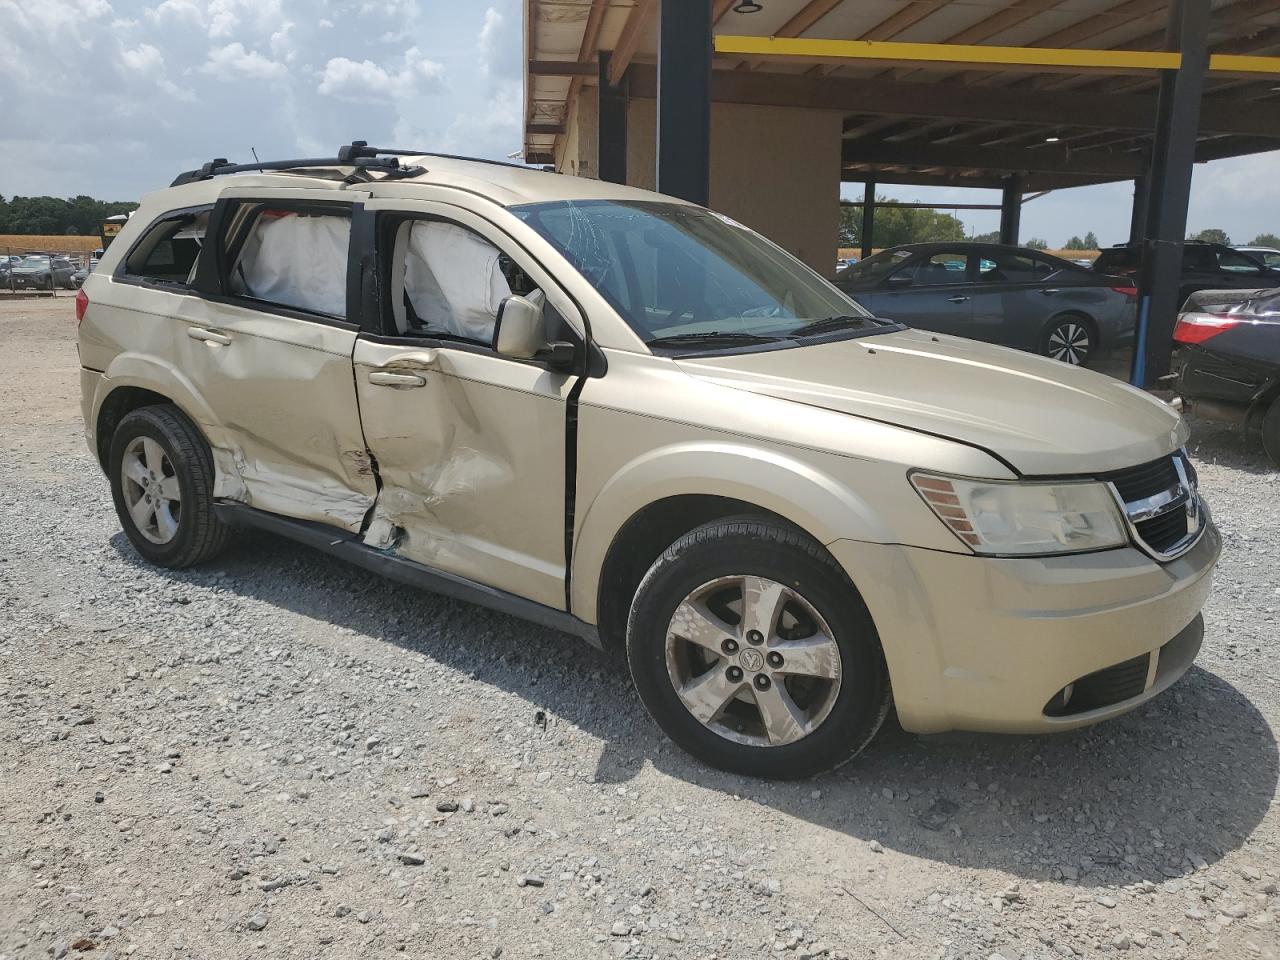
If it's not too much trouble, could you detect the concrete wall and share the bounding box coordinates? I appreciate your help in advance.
[621,99,843,275]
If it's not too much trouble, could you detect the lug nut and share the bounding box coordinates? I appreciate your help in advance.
[746,630,764,645]
[721,637,739,654]
[726,665,744,683]
[766,651,784,668]
[753,674,771,691]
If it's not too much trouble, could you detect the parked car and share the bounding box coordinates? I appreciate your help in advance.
[72,258,99,288]
[9,254,77,290]
[0,254,23,284]
[835,242,1137,366]
[1174,286,1280,466]
[1092,241,1280,307]
[835,256,858,272]
[78,145,1218,779]
[1234,245,1280,270]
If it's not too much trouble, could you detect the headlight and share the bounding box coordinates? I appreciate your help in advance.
[910,472,1128,556]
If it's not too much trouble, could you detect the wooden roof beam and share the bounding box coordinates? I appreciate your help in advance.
[608,0,657,86]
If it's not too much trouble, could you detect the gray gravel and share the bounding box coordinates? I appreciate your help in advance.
[2,296,1278,960]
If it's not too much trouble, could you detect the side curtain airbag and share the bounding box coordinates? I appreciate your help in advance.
[404,222,510,342]
[232,212,350,317]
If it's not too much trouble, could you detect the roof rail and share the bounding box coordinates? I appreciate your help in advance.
[339,141,532,170]
[170,141,535,188]
[170,150,421,187]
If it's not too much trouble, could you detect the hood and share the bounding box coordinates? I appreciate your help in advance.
[675,329,1185,476]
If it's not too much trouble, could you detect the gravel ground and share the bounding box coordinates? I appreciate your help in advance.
[2,296,1278,960]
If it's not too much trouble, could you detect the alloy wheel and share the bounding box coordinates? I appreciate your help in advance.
[1047,321,1091,365]
[664,575,843,747]
[120,436,182,544]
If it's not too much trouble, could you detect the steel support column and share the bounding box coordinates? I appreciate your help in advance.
[1129,170,1150,245]
[999,175,1023,246]
[1132,0,1210,388]
[860,180,876,261]
[657,0,711,205]
[598,51,628,185]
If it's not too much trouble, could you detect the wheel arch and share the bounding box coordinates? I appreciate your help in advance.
[572,442,892,653]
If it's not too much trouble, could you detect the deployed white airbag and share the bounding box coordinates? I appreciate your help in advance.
[404,221,510,342]
[231,212,350,317]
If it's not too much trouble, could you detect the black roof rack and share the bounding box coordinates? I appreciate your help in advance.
[171,141,534,187]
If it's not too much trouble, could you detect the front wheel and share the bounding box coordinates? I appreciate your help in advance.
[1041,316,1095,366]
[108,404,230,568]
[626,518,891,780]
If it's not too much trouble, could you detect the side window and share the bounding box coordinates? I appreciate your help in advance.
[122,208,212,287]
[224,205,351,318]
[906,251,968,286]
[1216,249,1263,274]
[979,253,1057,284]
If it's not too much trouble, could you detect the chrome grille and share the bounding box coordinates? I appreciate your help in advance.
[1103,451,1204,561]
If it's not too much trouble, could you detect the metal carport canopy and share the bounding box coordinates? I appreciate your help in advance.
[523,0,1280,191]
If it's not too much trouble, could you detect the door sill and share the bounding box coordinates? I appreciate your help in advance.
[213,502,601,648]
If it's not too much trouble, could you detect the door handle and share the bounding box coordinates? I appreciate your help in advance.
[187,327,232,345]
[946,295,970,303]
[367,371,427,388]
[1040,288,1061,295]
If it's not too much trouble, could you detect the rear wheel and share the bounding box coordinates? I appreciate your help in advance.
[626,518,891,780]
[1041,315,1096,366]
[1262,399,1280,469]
[108,405,230,568]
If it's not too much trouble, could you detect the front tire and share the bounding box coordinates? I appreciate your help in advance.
[626,518,891,780]
[1041,315,1095,366]
[108,405,230,568]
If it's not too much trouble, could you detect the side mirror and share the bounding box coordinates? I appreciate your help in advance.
[494,295,578,369]
[494,295,546,359]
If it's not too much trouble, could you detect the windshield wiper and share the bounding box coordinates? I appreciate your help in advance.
[790,315,881,337]
[646,331,787,347]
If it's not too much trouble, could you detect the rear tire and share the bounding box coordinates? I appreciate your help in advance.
[626,518,891,780]
[108,405,230,568]
[1041,315,1096,366]
[1262,400,1280,469]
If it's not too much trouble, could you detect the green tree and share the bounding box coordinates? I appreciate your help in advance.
[1025,237,1049,250]
[1064,235,1086,250]
[970,230,1001,244]
[0,195,137,235]
[1082,231,1099,249]
[1251,232,1280,247]
[1190,228,1231,245]
[839,197,966,249]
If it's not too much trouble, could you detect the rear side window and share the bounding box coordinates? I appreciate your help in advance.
[223,206,351,318]
[122,209,211,287]
[978,252,1057,283]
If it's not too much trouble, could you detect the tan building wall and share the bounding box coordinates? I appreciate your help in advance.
[627,99,842,275]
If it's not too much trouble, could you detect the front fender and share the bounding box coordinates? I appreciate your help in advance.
[572,440,906,623]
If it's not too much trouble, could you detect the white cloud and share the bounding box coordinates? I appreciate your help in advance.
[120,42,164,76]
[316,47,444,103]
[477,5,518,82]
[201,42,287,81]
[145,0,203,28]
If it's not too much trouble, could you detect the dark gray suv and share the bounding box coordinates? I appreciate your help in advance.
[837,242,1137,366]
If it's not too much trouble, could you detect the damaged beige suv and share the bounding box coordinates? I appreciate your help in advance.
[79,144,1219,779]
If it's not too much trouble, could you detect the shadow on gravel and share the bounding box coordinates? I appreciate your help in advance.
[112,528,1277,887]
[1186,415,1277,477]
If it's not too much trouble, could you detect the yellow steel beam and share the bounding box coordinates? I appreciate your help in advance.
[1210,53,1280,76]
[715,36,1280,77]
[713,35,1180,72]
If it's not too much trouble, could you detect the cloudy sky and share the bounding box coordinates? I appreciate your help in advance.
[1,0,1276,250]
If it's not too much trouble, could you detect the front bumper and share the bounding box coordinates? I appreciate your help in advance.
[828,518,1220,735]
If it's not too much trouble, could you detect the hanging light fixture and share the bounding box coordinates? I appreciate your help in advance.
[732,0,764,12]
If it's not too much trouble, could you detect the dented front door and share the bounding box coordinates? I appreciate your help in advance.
[351,198,581,610]
[353,342,574,609]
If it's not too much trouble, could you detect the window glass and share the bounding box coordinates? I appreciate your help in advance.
[123,209,210,286]
[513,199,877,343]
[837,249,912,284]
[907,251,968,286]
[1182,247,1214,271]
[977,252,1057,283]
[227,208,350,317]
[1216,249,1263,274]
[397,221,517,344]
